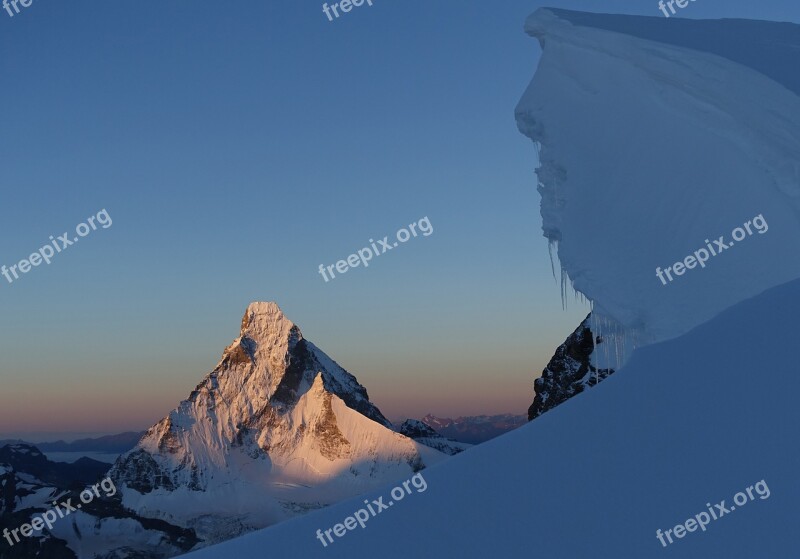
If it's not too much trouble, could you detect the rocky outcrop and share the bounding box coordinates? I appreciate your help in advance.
[528,313,615,421]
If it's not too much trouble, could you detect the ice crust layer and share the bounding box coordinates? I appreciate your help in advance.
[515,8,800,347]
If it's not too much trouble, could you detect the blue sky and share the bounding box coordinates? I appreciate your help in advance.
[1,0,797,439]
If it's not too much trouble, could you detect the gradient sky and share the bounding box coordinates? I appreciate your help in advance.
[1,0,797,440]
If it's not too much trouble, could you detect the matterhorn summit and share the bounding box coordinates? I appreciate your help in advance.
[109,302,448,546]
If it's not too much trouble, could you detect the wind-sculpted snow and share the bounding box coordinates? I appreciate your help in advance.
[545,8,800,97]
[516,8,800,351]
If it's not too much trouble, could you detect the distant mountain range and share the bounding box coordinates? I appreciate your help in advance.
[419,414,527,444]
[34,432,145,453]
[0,432,145,455]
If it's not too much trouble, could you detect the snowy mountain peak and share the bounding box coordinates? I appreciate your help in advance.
[109,303,448,547]
[310,369,325,390]
[215,301,302,398]
[240,301,294,339]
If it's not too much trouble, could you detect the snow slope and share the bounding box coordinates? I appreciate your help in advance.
[516,8,800,350]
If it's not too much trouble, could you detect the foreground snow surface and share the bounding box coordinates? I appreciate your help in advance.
[185,276,800,557]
